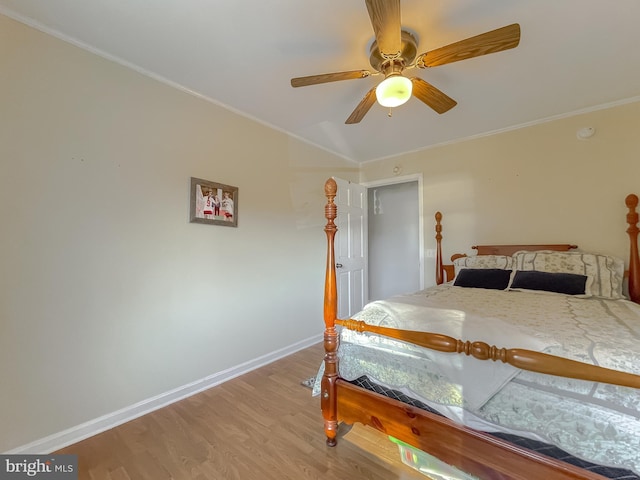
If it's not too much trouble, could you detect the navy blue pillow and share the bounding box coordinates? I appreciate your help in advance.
[453,268,512,290]
[509,270,589,296]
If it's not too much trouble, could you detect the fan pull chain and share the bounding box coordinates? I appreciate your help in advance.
[388,108,392,118]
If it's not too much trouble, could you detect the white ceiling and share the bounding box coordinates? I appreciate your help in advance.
[3,0,640,163]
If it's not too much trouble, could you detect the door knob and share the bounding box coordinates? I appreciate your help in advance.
[336,263,343,268]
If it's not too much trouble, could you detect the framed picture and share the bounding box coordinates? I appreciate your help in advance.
[189,177,238,227]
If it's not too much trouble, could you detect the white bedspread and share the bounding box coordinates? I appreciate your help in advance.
[344,299,552,410]
[316,284,640,475]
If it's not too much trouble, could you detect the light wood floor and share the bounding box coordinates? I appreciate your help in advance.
[56,342,427,479]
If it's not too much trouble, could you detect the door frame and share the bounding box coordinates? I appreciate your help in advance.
[363,173,425,291]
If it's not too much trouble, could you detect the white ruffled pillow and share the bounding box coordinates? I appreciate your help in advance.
[511,250,625,299]
[453,255,513,277]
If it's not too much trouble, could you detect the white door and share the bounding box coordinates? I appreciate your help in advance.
[334,178,367,319]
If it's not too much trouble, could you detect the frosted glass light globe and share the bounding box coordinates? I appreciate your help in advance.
[375,75,412,107]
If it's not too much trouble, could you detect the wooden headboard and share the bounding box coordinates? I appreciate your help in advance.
[435,213,577,285]
[435,193,640,304]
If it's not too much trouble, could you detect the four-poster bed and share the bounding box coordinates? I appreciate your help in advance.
[320,177,640,480]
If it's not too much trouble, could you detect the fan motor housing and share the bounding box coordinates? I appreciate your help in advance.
[369,30,418,72]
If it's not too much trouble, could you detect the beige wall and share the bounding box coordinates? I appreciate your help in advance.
[0,15,358,451]
[361,101,640,287]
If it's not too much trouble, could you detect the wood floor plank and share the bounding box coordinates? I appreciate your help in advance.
[55,342,427,479]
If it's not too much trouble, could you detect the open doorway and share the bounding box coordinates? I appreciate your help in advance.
[367,178,422,301]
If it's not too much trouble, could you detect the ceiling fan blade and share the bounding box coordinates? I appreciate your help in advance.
[291,70,371,87]
[416,23,520,68]
[346,87,378,124]
[411,77,457,114]
[365,0,402,57]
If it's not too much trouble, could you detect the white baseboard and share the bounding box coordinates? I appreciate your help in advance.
[6,334,323,454]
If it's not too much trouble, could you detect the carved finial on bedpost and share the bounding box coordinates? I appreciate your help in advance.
[322,178,339,446]
[626,194,640,303]
[435,212,444,285]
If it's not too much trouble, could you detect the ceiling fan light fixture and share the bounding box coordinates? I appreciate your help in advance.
[375,74,412,107]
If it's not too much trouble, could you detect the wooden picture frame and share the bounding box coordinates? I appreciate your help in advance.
[189,177,238,227]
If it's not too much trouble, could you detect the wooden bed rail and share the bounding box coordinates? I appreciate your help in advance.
[336,318,640,390]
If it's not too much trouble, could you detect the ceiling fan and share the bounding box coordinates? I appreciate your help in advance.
[290,0,521,124]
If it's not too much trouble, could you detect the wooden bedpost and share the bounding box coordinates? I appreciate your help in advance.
[322,178,339,446]
[435,212,444,285]
[435,212,456,284]
[626,194,640,303]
